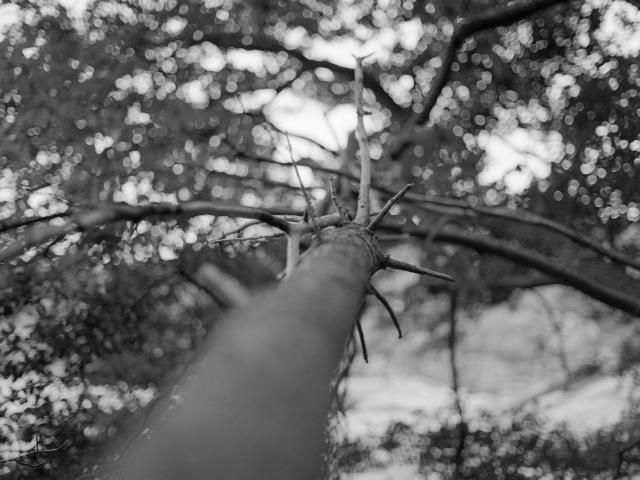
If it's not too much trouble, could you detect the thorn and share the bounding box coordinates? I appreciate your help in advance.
[367,183,414,230]
[355,318,369,363]
[384,257,455,282]
[369,283,402,339]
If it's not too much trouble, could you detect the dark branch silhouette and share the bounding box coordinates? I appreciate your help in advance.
[392,0,572,158]
[380,222,640,316]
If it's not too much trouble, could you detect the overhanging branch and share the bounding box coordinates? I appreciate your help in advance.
[0,211,71,234]
[0,202,340,263]
[379,222,640,317]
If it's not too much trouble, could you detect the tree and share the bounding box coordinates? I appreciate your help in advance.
[1,0,639,478]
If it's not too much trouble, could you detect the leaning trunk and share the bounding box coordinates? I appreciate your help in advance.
[120,225,381,479]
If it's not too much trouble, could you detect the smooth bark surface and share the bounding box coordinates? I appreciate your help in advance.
[120,226,382,480]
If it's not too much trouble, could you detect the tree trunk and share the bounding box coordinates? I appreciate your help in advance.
[120,225,382,479]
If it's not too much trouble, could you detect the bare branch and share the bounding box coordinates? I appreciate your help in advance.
[208,167,326,194]
[284,133,321,237]
[0,211,70,234]
[210,233,285,246]
[0,202,296,263]
[263,119,338,156]
[379,185,640,272]
[412,196,640,272]
[384,256,456,282]
[367,183,414,230]
[378,222,640,317]
[354,56,373,225]
[233,148,357,183]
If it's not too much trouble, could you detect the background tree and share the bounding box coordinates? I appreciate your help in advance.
[1,0,640,478]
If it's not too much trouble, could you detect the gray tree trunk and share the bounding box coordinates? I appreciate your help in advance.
[119,226,382,479]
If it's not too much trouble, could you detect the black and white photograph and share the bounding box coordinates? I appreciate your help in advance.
[1,0,640,478]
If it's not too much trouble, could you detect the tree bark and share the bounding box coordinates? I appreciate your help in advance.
[119,225,382,480]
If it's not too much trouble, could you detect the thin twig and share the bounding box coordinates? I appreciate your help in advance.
[369,283,402,338]
[367,183,413,230]
[355,318,369,363]
[220,220,263,238]
[0,211,70,234]
[330,332,357,417]
[41,233,66,258]
[447,290,464,421]
[329,176,352,220]
[265,119,338,156]
[384,257,455,282]
[0,441,70,466]
[448,291,463,418]
[531,289,571,389]
[448,291,467,479]
[284,133,321,237]
[210,233,285,246]
[353,55,372,225]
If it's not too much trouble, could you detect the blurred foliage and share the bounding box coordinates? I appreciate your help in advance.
[0,239,282,478]
[332,412,640,479]
[0,0,640,477]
